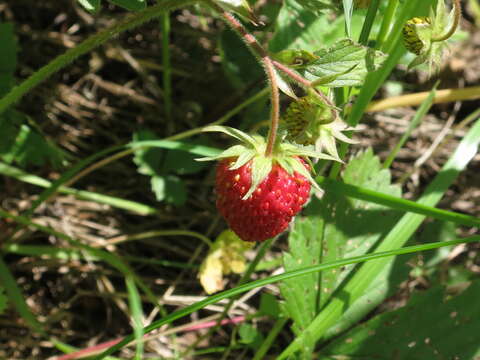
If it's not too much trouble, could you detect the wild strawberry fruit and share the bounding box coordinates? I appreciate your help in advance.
[198,125,340,242]
[216,157,311,242]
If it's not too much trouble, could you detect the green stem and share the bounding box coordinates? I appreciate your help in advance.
[376,0,399,49]
[263,56,280,157]
[0,0,196,115]
[358,0,381,45]
[252,317,288,360]
[431,0,461,42]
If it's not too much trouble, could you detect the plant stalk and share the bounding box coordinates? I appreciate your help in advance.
[205,0,280,156]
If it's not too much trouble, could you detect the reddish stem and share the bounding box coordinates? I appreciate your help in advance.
[207,1,280,156]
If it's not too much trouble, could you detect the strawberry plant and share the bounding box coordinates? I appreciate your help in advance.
[1,0,480,359]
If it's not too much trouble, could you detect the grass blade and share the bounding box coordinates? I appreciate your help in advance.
[382,84,437,169]
[316,176,480,227]
[125,276,144,360]
[0,256,44,333]
[0,162,158,215]
[358,0,381,45]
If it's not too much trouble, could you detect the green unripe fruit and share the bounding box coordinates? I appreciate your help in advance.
[283,97,333,146]
[402,17,432,55]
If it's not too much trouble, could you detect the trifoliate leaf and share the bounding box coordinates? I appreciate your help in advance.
[304,39,387,87]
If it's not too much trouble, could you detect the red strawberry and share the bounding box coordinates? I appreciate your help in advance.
[216,157,311,242]
[197,125,340,242]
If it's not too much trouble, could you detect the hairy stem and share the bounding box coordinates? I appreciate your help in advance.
[0,0,196,115]
[431,0,461,42]
[206,0,280,156]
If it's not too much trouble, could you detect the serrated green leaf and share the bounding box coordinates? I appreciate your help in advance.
[309,64,357,86]
[77,0,101,12]
[107,0,145,11]
[294,0,339,15]
[280,217,324,357]
[269,0,346,53]
[305,148,402,309]
[0,22,17,98]
[323,253,410,339]
[304,39,387,87]
[321,282,480,359]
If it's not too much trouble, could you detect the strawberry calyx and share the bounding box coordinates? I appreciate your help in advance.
[197,125,341,199]
[283,95,358,159]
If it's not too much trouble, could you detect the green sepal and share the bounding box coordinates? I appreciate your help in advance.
[243,155,272,200]
[199,125,344,199]
[229,149,257,170]
[202,126,258,149]
[196,144,246,162]
[281,143,341,162]
[281,156,321,192]
[320,130,340,159]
